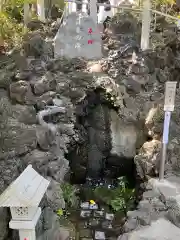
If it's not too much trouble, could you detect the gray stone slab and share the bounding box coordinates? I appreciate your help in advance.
[149,178,180,199]
[119,218,180,240]
[54,12,102,60]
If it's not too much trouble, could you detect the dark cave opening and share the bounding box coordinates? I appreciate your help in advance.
[61,88,148,238]
[65,88,137,188]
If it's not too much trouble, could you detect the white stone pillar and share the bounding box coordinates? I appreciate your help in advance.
[110,0,116,16]
[90,0,97,24]
[9,208,41,240]
[140,0,151,50]
[82,0,88,13]
[37,0,45,22]
[24,3,30,25]
[19,230,36,240]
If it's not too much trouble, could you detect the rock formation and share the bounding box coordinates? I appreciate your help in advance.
[1,11,180,240]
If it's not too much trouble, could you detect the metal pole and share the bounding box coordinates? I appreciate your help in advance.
[159,111,171,180]
[159,143,167,180]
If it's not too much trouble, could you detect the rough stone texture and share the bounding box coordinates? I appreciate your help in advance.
[119,177,180,239]
[45,180,65,211]
[54,13,102,59]
[36,207,73,240]
[134,140,161,180]
[119,218,180,240]
[0,208,10,240]
[1,10,180,240]
[110,109,139,158]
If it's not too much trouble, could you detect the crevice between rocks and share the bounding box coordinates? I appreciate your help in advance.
[64,87,149,193]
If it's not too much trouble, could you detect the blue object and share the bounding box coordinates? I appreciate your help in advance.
[162,111,171,144]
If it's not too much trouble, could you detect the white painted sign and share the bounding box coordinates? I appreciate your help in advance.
[164,81,177,111]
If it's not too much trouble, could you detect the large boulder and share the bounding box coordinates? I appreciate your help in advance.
[134,140,161,180]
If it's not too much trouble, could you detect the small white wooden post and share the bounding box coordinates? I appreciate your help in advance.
[37,0,46,22]
[0,165,50,240]
[82,0,88,13]
[90,0,97,24]
[68,0,77,14]
[68,1,72,14]
[140,0,151,50]
[64,1,68,17]
[24,3,30,25]
[72,1,77,12]
[110,0,117,16]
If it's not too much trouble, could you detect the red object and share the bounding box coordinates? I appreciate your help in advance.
[88,28,93,34]
[24,238,28,240]
[88,40,93,44]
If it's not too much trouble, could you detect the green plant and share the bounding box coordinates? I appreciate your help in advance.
[110,177,135,212]
[61,182,79,209]
[0,11,28,49]
[94,177,135,214]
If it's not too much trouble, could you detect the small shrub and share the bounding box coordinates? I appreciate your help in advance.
[110,177,135,213]
[0,11,28,50]
[94,176,135,214]
[61,182,79,209]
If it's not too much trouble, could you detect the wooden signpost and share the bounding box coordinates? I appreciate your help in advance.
[159,81,177,180]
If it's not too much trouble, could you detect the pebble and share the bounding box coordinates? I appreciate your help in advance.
[81,202,90,209]
[94,210,104,218]
[80,210,91,218]
[105,213,114,221]
[53,98,64,106]
[95,231,105,240]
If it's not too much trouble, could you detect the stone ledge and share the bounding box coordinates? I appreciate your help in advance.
[119,218,180,240]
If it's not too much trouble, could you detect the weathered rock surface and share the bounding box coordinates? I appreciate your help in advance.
[0,208,10,240]
[119,218,180,240]
[119,177,180,239]
[1,10,180,240]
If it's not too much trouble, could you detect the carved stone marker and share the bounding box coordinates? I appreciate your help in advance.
[54,12,102,59]
[0,165,50,240]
